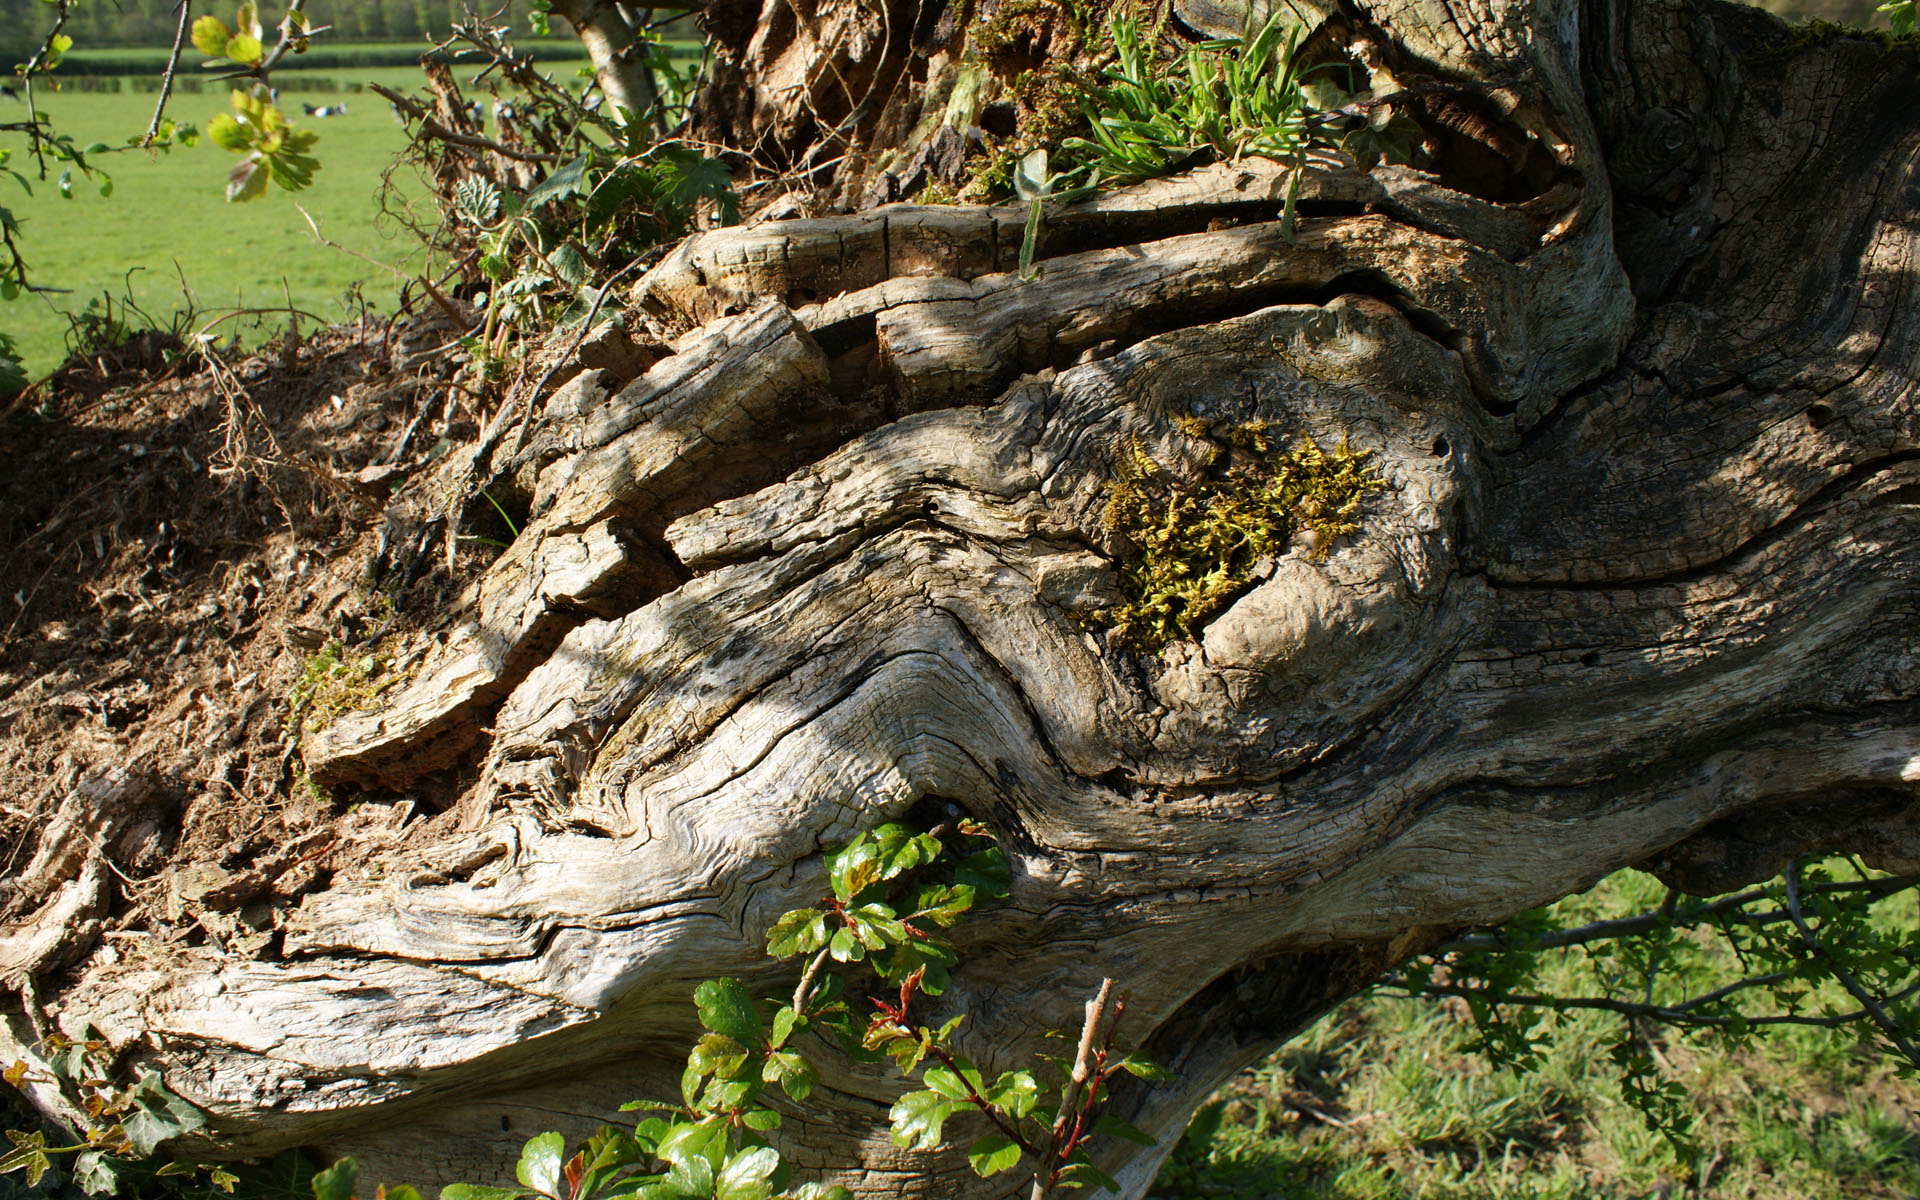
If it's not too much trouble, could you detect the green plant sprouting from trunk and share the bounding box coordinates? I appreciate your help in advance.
[997,7,1422,266]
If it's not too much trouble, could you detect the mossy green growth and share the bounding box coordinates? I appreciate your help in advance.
[285,637,415,736]
[1746,14,1920,63]
[1100,425,1379,650]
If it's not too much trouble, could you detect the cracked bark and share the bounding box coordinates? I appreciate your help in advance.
[10,0,1919,1196]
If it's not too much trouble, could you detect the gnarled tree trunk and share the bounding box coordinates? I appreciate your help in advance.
[9,0,1919,1195]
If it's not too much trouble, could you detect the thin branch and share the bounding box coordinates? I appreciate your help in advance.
[256,0,315,77]
[368,84,563,163]
[790,947,832,1013]
[1784,861,1920,1069]
[1433,873,1920,955]
[292,204,410,280]
[924,1041,1040,1158]
[1032,978,1116,1200]
[19,0,75,177]
[141,0,195,147]
[1377,975,1920,1031]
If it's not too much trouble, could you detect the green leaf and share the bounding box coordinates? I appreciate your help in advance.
[549,244,590,288]
[97,176,113,198]
[442,1188,528,1200]
[714,1146,779,1200]
[57,168,72,199]
[827,926,863,963]
[826,835,879,903]
[516,1131,567,1196]
[699,1076,760,1111]
[655,1119,727,1175]
[523,155,592,210]
[689,1031,751,1079]
[227,155,269,202]
[827,825,942,902]
[694,978,764,1046]
[1012,147,1051,203]
[740,1107,781,1132]
[953,848,1009,899]
[223,34,265,64]
[846,904,907,949]
[1115,1055,1173,1082]
[888,1090,960,1151]
[572,1125,641,1200]
[72,1150,117,1195]
[921,1063,980,1103]
[311,1158,357,1200]
[654,148,735,223]
[965,1135,1021,1177]
[769,1007,804,1050]
[208,113,248,152]
[1054,1161,1121,1192]
[910,883,975,927]
[123,1072,208,1156]
[0,1144,50,1188]
[984,1069,1039,1119]
[766,908,827,959]
[761,1050,816,1103]
[191,16,233,57]
[236,1,262,39]
[1094,1115,1156,1146]
[661,1152,714,1200]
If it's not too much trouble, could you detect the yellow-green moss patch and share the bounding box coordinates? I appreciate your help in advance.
[1099,425,1379,649]
[286,637,420,736]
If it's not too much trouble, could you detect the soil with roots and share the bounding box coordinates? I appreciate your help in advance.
[0,313,501,961]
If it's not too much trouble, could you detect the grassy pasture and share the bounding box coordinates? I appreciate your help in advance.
[1153,866,1920,1199]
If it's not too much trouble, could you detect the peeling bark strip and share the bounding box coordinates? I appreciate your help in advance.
[28,1,1920,1196]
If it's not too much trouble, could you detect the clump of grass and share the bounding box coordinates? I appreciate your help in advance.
[1100,424,1378,649]
[1056,9,1314,190]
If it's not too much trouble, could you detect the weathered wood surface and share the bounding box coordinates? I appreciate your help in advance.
[17,0,1920,1195]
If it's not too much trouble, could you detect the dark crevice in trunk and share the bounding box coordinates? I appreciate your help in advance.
[1039,270,1469,384]
[1028,199,1376,267]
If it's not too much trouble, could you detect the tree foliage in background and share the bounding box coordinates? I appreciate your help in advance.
[0,0,563,59]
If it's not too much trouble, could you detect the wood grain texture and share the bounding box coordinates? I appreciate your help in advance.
[27,0,1920,1195]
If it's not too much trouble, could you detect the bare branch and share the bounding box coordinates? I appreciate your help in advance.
[368,84,564,164]
[1377,978,1891,1030]
[141,0,195,148]
[1032,978,1116,1200]
[1433,873,1920,956]
[1783,862,1920,1070]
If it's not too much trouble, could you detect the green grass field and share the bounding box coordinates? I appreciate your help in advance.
[1,65,462,377]
[55,40,593,71]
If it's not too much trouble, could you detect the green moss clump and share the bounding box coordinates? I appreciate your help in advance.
[1099,425,1379,650]
[286,638,416,735]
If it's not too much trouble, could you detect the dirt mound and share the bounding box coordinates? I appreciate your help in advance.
[0,314,494,978]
